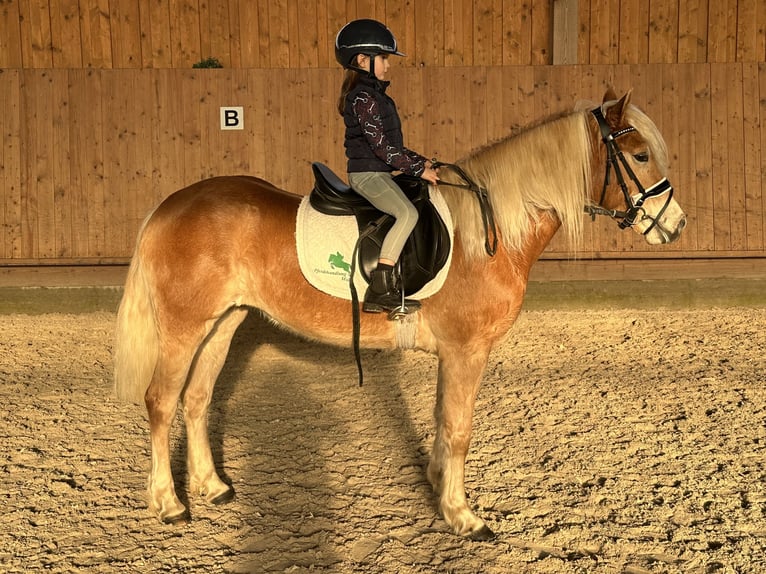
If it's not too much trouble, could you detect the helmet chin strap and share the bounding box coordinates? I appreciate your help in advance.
[349,54,377,79]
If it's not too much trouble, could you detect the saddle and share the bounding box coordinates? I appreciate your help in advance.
[309,162,451,296]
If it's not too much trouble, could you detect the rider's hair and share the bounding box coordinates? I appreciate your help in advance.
[337,57,362,116]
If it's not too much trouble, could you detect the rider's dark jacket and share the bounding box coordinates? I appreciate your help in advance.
[343,75,427,176]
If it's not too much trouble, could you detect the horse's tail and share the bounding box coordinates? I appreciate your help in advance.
[114,223,159,404]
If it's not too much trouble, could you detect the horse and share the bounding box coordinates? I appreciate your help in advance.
[114,89,686,540]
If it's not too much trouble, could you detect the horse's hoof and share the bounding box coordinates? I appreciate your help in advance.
[468,525,496,541]
[161,509,191,525]
[210,487,235,506]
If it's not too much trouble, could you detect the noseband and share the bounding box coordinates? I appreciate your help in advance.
[585,107,674,236]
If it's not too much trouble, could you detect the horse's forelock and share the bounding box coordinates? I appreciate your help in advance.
[623,105,670,175]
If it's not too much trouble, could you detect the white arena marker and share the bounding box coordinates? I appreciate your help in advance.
[220,107,244,130]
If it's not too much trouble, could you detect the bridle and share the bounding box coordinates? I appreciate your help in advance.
[432,105,676,256]
[585,107,674,237]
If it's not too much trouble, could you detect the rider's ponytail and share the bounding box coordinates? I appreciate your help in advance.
[337,67,361,116]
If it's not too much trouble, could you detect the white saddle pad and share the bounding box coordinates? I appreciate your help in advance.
[296,188,454,301]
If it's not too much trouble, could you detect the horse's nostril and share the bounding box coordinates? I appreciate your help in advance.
[678,216,687,231]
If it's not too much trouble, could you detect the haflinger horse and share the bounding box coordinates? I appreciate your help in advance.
[114,89,686,540]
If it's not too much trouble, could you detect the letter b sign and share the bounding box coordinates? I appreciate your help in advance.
[220,107,244,130]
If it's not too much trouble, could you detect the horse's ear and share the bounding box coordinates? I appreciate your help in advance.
[604,89,633,128]
[602,86,619,103]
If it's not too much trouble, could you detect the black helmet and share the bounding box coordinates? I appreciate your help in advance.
[335,19,405,69]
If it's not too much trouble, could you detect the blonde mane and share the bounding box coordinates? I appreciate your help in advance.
[439,102,668,259]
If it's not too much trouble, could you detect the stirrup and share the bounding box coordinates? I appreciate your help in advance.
[387,287,421,320]
[387,305,415,320]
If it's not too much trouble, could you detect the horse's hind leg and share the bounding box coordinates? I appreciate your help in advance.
[428,344,495,540]
[145,330,205,523]
[182,307,248,506]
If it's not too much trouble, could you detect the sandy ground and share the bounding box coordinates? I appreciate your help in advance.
[1,301,765,573]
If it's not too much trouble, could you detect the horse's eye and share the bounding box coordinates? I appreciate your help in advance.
[633,151,649,163]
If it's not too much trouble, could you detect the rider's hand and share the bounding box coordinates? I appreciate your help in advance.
[420,166,440,185]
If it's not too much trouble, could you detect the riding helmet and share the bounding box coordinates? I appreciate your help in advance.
[335,19,405,69]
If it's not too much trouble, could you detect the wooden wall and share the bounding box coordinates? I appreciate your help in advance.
[0,1,765,266]
[2,0,765,69]
[2,63,764,263]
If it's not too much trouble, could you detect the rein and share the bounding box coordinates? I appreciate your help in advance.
[432,161,499,256]
[585,107,674,235]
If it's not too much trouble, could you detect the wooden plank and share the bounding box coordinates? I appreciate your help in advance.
[473,0,501,66]
[393,0,417,66]
[151,69,186,206]
[393,66,425,165]
[413,0,443,67]
[74,69,106,256]
[708,0,737,62]
[109,0,142,67]
[423,67,454,162]
[648,0,678,63]
[79,0,113,68]
[673,64,698,251]
[19,0,53,67]
[261,68,287,185]
[22,70,59,258]
[295,0,319,67]
[759,1,766,62]
[286,69,312,192]
[247,69,268,179]
[618,0,649,64]
[660,64,695,253]
[180,70,203,183]
[235,0,260,67]
[308,68,339,174]
[451,67,473,160]
[444,0,471,66]
[530,0,551,64]
[588,0,617,64]
[1,70,22,259]
[52,70,73,257]
[726,64,746,251]
[50,0,83,67]
[226,0,242,67]
[169,0,201,67]
[138,0,167,67]
[502,0,530,65]
[760,64,766,250]
[0,1,23,67]
[65,70,91,256]
[709,64,731,250]
[127,71,153,252]
[208,1,233,67]
[577,0,591,64]
[229,68,254,174]
[100,70,128,256]
[735,0,760,62]
[742,62,763,250]
[325,0,348,68]
[678,0,708,63]
[552,0,579,65]
[268,0,290,68]
[692,63,714,251]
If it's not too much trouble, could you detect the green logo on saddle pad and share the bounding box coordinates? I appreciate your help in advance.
[328,251,351,273]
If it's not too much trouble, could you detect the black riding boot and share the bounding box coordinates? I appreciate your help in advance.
[363,266,421,314]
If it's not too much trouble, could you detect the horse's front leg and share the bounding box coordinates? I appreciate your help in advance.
[427,344,495,540]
